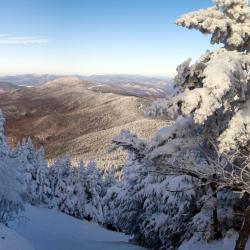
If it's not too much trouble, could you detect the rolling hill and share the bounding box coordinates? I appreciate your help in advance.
[0,74,172,98]
[0,77,166,169]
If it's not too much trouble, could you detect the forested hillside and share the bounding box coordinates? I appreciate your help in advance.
[0,77,166,168]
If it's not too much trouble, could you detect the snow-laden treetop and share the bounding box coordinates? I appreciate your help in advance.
[176,0,250,52]
[0,110,5,135]
[143,0,250,155]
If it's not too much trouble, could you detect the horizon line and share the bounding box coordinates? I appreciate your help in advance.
[0,72,175,78]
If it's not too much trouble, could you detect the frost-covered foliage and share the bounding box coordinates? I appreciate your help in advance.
[145,98,173,118]
[49,159,105,223]
[16,139,52,205]
[49,158,74,212]
[0,111,25,224]
[152,48,250,154]
[82,161,104,222]
[176,0,250,52]
[105,131,201,249]
[106,130,243,249]
[105,1,250,249]
[106,125,246,249]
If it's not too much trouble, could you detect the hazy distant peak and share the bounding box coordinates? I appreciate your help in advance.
[0,74,59,87]
[44,76,81,86]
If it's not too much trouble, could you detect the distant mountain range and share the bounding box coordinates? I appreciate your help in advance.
[0,73,173,93]
[0,74,174,99]
[80,74,172,87]
[0,74,58,86]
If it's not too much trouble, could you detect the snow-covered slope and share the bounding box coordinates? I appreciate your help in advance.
[2,206,249,250]
[0,224,34,250]
[9,206,145,250]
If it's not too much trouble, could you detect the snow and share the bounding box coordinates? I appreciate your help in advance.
[176,0,250,51]
[9,205,146,250]
[0,224,34,250]
[179,233,250,250]
[2,206,250,250]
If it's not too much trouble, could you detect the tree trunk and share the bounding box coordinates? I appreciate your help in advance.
[235,205,250,250]
[210,182,222,240]
[212,205,222,240]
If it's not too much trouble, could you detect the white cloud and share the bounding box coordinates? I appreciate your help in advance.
[0,35,48,44]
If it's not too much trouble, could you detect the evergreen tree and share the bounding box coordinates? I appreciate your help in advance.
[0,110,25,224]
[109,130,200,249]
[33,147,52,205]
[176,0,250,52]
[83,161,104,223]
[73,160,87,219]
[49,158,75,213]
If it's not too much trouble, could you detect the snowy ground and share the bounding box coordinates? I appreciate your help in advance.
[9,205,146,250]
[1,205,249,250]
[0,224,34,250]
[179,233,250,250]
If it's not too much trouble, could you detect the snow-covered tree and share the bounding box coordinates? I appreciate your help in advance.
[15,137,37,202]
[109,1,250,249]
[109,130,206,249]
[176,0,250,52]
[103,166,117,189]
[83,161,104,223]
[0,110,7,151]
[73,160,87,219]
[33,147,52,205]
[49,158,104,223]
[49,158,75,213]
[0,110,25,224]
[15,138,52,205]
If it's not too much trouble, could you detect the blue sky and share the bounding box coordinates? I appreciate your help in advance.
[0,0,218,76]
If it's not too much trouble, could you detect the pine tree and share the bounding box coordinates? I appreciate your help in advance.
[33,147,52,205]
[109,130,200,249]
[83,161,104,223]
[0,110,25,224]
[74,160,87,219]
[0,110,7,152]
[49,158,75,213]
